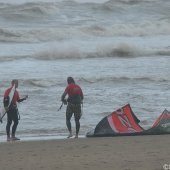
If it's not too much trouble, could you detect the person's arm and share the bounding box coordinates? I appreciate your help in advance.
[17,91,28,103]
[18,95,28,102]
[80,88,84,101]
[61,91,67,105]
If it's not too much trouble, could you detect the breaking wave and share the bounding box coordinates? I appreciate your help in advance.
[1,20,170,43]
[33,43,170,60]
[0,43,170,62]
[1,73,168,92]
[0,2,59,19]
[1,75,168,89]
[78,76,170,84]
[0,0,170,43]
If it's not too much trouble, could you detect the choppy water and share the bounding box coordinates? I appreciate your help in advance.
[0,0,170,141]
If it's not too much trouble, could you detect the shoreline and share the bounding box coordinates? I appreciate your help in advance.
[0,134,86,143]
[0,135,169,170]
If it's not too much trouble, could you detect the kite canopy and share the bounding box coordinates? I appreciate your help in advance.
[86,104,170,137]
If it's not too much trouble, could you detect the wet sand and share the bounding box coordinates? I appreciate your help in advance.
[0,135,169,170]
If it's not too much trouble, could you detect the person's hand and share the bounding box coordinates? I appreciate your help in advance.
[63,99,67,105]
[4,107,9,112]
[24,95,28,100]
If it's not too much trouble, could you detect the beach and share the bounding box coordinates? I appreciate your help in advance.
[0,135,169,170]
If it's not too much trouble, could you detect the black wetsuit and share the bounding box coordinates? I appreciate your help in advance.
[6,105,19,137]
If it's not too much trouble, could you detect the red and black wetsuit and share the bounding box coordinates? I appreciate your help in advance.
[64,83,83,104]
[62,83,84,136]
[4,86,25,137]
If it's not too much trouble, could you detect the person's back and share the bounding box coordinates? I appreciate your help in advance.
[61,77,83,138]
[4,86,19,109]
[66,83,83,105]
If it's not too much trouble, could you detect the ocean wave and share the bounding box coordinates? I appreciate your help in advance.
[33,43,170,60]
[0,28,21,38]
[1,75,167,90]
[0,27,70,43]
[1,0,169,19]
[0,43,170,62]
[18,79,61,88]
[78,76,170,84]
[1,78,84,89]
[156,49,170,56]
[0,0,169,34]
[0,0,169,44]
[81,20,170,37]
[0,19,170,43]
[0,2,59,19]
[0,55,29,62]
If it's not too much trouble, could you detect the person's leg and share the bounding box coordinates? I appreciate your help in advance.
[6,113,12,141]
[66,104,73,138]
[11,109,19,140]
[74,105,81,138]
[75,118,80,138]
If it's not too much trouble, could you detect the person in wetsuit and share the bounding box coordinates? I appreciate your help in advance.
[3,79,28,141]
[61,77,84,138]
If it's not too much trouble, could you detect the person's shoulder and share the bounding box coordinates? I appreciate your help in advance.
[15,89,19,94]
[5,87,11,92]
[75,84,81,88]
[66,84,71,88]
[4,87,11,96]
[65,84,71,91]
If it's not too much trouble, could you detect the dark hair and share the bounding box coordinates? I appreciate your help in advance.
[11,79,18,85]
[67,77,75,84]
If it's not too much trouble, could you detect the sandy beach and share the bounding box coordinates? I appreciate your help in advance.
[0,135,169,170]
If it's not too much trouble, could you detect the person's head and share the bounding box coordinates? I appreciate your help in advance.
[67,77,75,84]
[11,79,18,88]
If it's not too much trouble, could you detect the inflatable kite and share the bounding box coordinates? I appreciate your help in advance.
[86,104,170,137]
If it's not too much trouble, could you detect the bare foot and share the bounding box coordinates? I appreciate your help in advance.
[67,133,73,138]
[74,135,78,139]
[7,137,11,142]
[11,137,20,141]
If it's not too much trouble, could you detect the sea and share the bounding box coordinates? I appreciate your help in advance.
[0,0,170,142]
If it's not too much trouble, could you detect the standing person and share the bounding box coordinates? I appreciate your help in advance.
[3,79,28,141]
[61,77,84,138]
